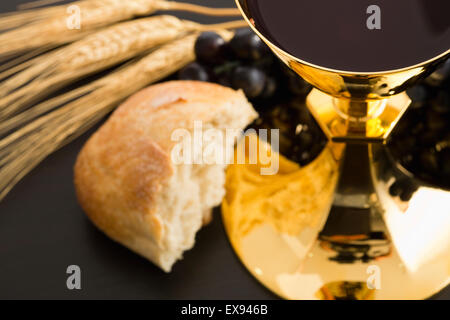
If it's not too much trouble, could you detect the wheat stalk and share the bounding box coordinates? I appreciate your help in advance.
[0,15,190,119]
[18,0,69,10]
[0,0,240,57]
[0,16,245,123]
[0,30,234,201]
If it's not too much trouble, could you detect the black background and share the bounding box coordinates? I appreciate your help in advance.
[0,0,448,300]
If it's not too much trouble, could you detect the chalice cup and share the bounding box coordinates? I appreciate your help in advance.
[222,0,450,299]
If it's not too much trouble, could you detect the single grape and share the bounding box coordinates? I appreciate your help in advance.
[195,32,226,65]
[231,66,266,99]
[229,28,269,60]
[399,186,416,202]
[178,62,209,82]
[389,180,403,197]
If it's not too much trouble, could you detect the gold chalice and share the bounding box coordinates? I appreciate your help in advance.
[222,0,450,299]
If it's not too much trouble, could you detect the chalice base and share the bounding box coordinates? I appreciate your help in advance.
[221,143,449,299]
[221,102,449,299]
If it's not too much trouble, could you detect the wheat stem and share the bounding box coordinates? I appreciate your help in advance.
[0,85,94,136]
[0,17,243,123]
[196,20,247,31]
[17,0,67,10]
[0,0,242,56]
[0,31,234,202]
[163,2,241,16]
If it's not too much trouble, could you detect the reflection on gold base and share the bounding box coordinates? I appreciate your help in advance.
[305,89,411,143]
[317,281,375,300]
[223,135,340,244]
[222,136,449,300]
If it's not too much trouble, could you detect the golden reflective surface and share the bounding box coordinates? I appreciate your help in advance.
[223,134,340,246]
[222,135,339,298]
[306,89,411,143]
[370,145,450,276]
[223,136,450,299]
[225,0,450,300]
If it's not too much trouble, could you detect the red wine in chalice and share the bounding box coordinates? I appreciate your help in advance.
[242,0,450,72]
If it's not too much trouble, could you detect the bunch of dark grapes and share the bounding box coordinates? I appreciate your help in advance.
[388,58,450,193]
[178,30,450,182]
[178,29,326,166]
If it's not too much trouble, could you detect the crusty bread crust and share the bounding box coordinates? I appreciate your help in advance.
[74,81,256,271]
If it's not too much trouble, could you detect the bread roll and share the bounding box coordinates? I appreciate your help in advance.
[74,81,257,272]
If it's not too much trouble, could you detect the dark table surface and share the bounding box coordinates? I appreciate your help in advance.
[0,0,448,300]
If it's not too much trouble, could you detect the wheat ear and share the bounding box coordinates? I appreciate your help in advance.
[0,30,234,201]
[0,0,240,56]
[0,16,245,122]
